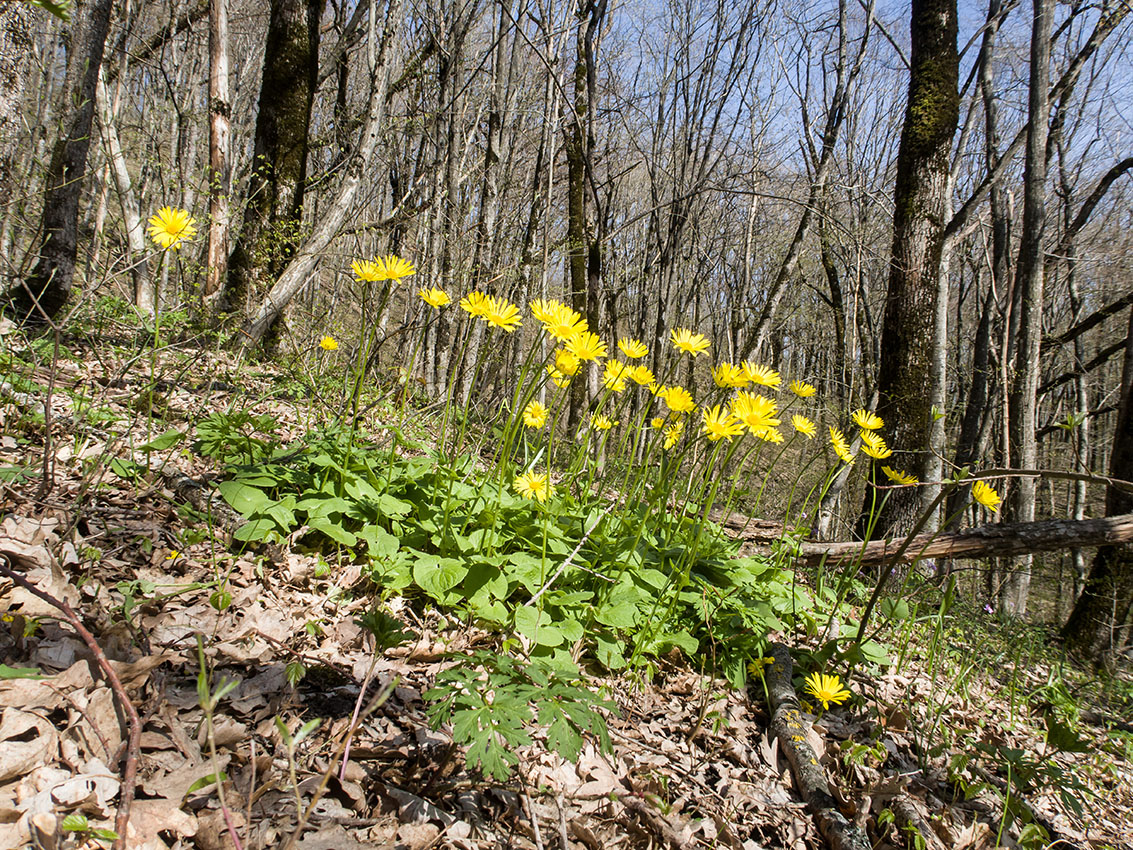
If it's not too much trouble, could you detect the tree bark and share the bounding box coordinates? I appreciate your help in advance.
[0,1,33,252]
[11,0,114,324]
[860,0,958,537]
[203,0,231,313]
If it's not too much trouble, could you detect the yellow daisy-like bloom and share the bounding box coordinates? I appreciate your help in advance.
[319,335,339,351]
[147,206,197,250]
[352,259,382,282]
[702,405,744,442]
[881,466,919,485]
[631,365,655,386]
[546,366,571,388]
[533,300,587,342]
[419,287,451,309]
[651,417,666,429]
[566,331,608,362]
[789,379,817,398]
[514,471,553,503]
[851,408,884,430]
[712,362,749,388]
[618,338,648,359]
[374,254,416,281]
[484,295,522,332]
[522,400,548,429]
[602,360,629,392]
[859,430,893,460]
[459,291,492,318]
[971,480,1001,512]
[529,298,563,325]
[829,426,855,464]
[755,426,784,444]
[590,413,616,431]
[663,420,684,449]
[791,414,816,438]
[554,348,581,377]
[803,672,851,711]
[730,391,780,434]
[743,362,782,390]
[670,328,710,357]
[658,385,696,415]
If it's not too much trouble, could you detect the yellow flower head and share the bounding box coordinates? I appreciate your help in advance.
[670,328,710,357]
[829,426,855,464]
[375,254,416,281]
[590,413,616,431]
[147,206,197,250]
[352,259,382,282]
[419,287,451,309]
[803,671,851,711]
[791,414,816,438]
[514,471,553,503]
[546,366,571,388]
[459,291,492,318]
[971,480,1001,512]
[651,417,666,429]
[730,391,780,434]
[319,335,339,351]
[566,331,608,362]
[618,338,648,359]
[658,385,696,414]
[743,362,782,389]
[789,379,817,398]
[712,362,749,389]
[484,294,522,332]
[602,360,630,392]
[554,348,581,377]
[522,400,548,429]
[533,299,587,341]
[663,419,685,449]
[882,466,919,486]
[631,365,655,387]
[702,405,745,442]
[755,426,784,444]
[859,430,893,460]
[529,298,564,325]
[851,408,884,430]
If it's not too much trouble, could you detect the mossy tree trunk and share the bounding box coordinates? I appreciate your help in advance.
[859,0,958,539]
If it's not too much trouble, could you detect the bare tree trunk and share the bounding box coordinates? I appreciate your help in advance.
[11,0,115,324]
[1000,0,1052,617]
[203,0,231,313]
[0,0,33,270]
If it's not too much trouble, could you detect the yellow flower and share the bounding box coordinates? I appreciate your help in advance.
[601,360,630,392]
[663,420,684,449]
[702,405,744,441]
[590,413,616,431]
[374,254,416,281]
[859,430,893,460]
[165,550,181,560]
[791,414,816,438]
[484,294,521,332]
[851,408,884,430]
[651,417,666,429]
[971,480,1001,512]
[658,385,696,414]
[755,426,784,444]
[352,259,382,282]
[730,392,780,434]
[829,426,855,464]
[566,331,608,362]
[630,365,655,386]
[803,672,851,711]
[529,298,563,325]
[319,335,339,351]
[534,300,587,341]
[522,400,548,429]
[882,466,919,485]
[712,362,749,388]
[514,471,553,503]
[748,656,773,676]
[743,362,781,389]
[618,338,648,359]
[460,291,492,318]
[419,287,451,308]
[546,366,571,388]
[147,207,197,250]
[789,379,817,398]
[554,348,581,376]
[670,328,710,357]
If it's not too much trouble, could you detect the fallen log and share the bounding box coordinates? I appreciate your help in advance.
[795,513,1133,568]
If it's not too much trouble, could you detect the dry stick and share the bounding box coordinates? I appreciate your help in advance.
[0,557,141,850]
[764,643,871,850]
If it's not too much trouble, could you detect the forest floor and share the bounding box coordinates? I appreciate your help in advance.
[2,328,1132,850]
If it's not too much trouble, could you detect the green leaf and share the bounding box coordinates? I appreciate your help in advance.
[413,555,469,602]
[594,601,638,629]
[60,814,89,832]
[359,525,399,558]
[514,607,564,647]
[0,663,49,680]
[185,772,227,796]
[139,428,184,452]
[218,480,272,516]
[233,517,279,542]
[307,516,358,546]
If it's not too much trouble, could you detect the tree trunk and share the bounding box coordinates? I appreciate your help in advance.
[1000,0,1052,617]
[860,0,958,538]
[11,0,115,324]
[1062,306,1133,666]
[0,0,33,269]
[203,0,231,313]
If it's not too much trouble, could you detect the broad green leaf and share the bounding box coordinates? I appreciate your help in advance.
[0,664,49,680]
[307,517,358,546]
[233,518,278,542]
[218,480,272,516]
[413,555,468,602]
[594,601,638,629]
[139,428,183,452]
[359,525,399,558]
